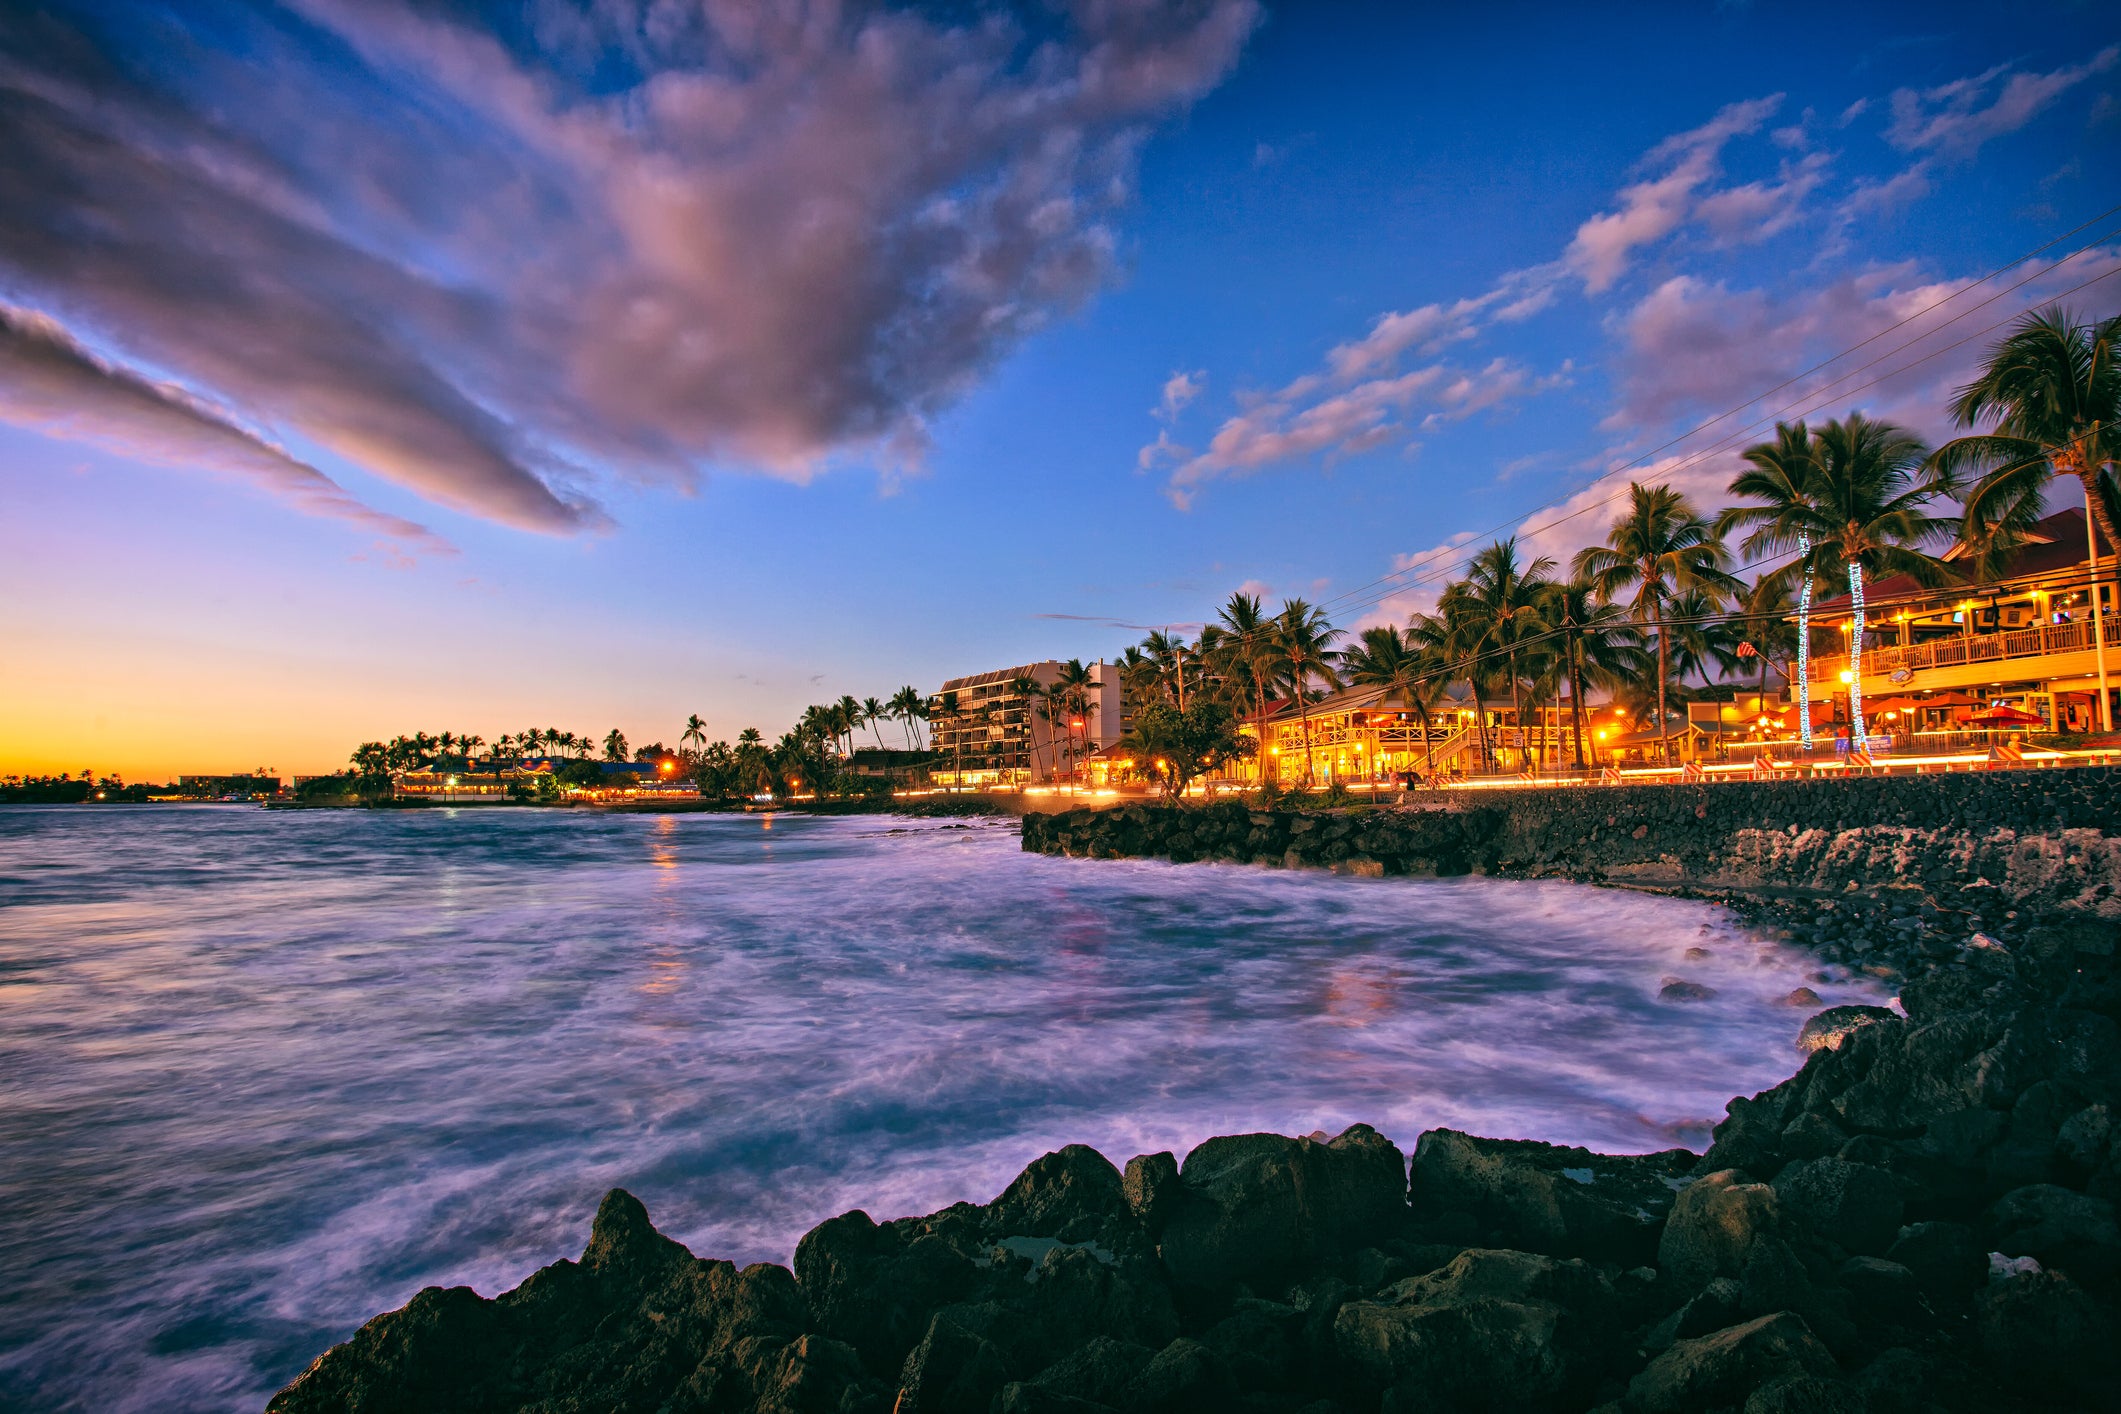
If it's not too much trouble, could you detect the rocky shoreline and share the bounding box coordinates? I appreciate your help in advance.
[270,774,2120,1413]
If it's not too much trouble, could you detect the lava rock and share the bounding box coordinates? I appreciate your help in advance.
[1408,1130,1696,1267]
[1984,1183,2121,1278]
[1883,1222,1985,1303]
[1659,1171,1785,1293]
[1160,1125,1408,1292]
[1625,1311,1839,1414]
[1975,1271,2115,1399]
[1334,1248,1615,1410]
[1772,1159,1903,1256]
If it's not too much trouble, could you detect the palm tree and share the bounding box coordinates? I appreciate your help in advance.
[937,691,963,781]
[835,695,864,756]
[603,728,628,763]
[1439,538,1557,771]
[859,697,888,751]
[887,687,924,749]
[1720,420,1825,747]
[680,714,708,759]
[1209,593,1281,780]
[1050,659,1099,784]
[1007,675,1048,779]
[1736,575,1803,708]
[1539,578,1643,771]
[1932,306,2120,730]
[1139,631,1193,711]
[1573,484,1742,761]
[1271,599,1342,786]
[1796,413,1955,742]
[1342,624,1446,781]
[1932,306,2121,567]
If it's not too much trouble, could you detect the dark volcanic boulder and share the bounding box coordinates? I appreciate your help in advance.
[1658,1171,1785,1293]
[1625,1311,1840,1414]
[1797,1006,1899,1055]
[1408,1129,1696,1266]
[1159,1125,1408,1291]
[987,1145,1137,1248]
[1772,1159,1902,1256]
[269,1189,872,1414]
[1984,1183,2121,1278]
[1975,1270,2117,1399]
[1333,1248,1616,1410]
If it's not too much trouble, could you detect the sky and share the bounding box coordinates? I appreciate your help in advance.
[3,0,2118,779]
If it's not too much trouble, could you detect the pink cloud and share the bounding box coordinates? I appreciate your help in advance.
[1564,95,1784,293]
[1887,46,2119,158]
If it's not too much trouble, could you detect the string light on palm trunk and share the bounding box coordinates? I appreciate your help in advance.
[1796,535,1814,749]
[1847,563,1868,743]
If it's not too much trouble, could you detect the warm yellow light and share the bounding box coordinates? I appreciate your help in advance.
[1154,758,1168,770]
[1595,729,1607,740]
[1839,670,1854,684]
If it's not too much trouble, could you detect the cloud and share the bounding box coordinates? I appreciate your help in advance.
[1694,152,1832,245]
[1564,95,1783,293]
[0,0,1260,529]
[1605,243,2121,444]
[0,303,449,554]
[1887,46,2119,158]
[1154,369,1206,422]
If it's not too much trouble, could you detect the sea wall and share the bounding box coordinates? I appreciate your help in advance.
[1022,768,2121,922]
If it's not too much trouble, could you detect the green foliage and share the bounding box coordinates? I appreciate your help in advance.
[1121,698,1255,799]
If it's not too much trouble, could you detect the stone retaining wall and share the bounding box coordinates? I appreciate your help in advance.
[1021,768,2121,927]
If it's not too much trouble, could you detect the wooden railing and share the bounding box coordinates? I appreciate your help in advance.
[1814,616,2109,682]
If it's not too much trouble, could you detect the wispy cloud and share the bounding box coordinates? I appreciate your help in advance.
[0,303,450,555]
[1563,95,1785,293]
[0,0,1261,529]
[1886,46,2119,158]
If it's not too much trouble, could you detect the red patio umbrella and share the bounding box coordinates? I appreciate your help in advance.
[1970,705,2045,727]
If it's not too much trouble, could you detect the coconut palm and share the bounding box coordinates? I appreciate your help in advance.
[1932,306,2121,573]
[1208,593,1284,781]
[1342,623,1448,781]
[1539,578,1645,771]
[1736,575,1803,706]
[1439,538,1557,772]
[1786,413,1955,740]
[1138,631,1194,711]
[603,728,628,763]
[1270,600,1342,786]
[680,714,707,759]
[1720,420,1825,746]
[860,697,889,751]
[887,687,924,749]
[1573,484,1742,761]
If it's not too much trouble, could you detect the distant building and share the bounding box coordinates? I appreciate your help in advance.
[928,660,1123,787]
[178,773,282,796]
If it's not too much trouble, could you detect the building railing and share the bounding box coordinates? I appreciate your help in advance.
[1814,615,2110,683]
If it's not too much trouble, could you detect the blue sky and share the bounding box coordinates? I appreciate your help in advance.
[2,1,2117,775]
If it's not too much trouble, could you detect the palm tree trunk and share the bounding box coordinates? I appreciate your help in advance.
[1509,653,1528,773]
[2080,473,2115,732]
[1568,630,1587,771]
[1298,691,1315,787]
[1653,602,1670,764]
[1848,562,1869,742]
[1796,540,1814,749]
[1471,683,1492,772]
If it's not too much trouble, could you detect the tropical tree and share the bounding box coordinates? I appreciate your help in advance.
[1342,623,1447,780]
[1271,599,1342,786]
[1050,659,1098,782]
[1573,484,1742,760]
[1931,305,2121,573]
[1720,420,1826,746]
[860,697,889,751]
[1788,413,1954,740]
[1735,575,1803,706]
[1119,699,1255,800]
[1138,631,1194,711]
[1438,538,1556,771]
[603,728,629,763]
[1538,578,1645,771]
[1666,588,1746,686]
[1210,592,1282,780]
[888,686,926,749]
[680,714,707,759]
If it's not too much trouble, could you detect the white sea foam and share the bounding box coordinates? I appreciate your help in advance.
[0,807,1880,1412]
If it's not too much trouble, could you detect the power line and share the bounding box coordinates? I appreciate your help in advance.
[1303,220,2121,625]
